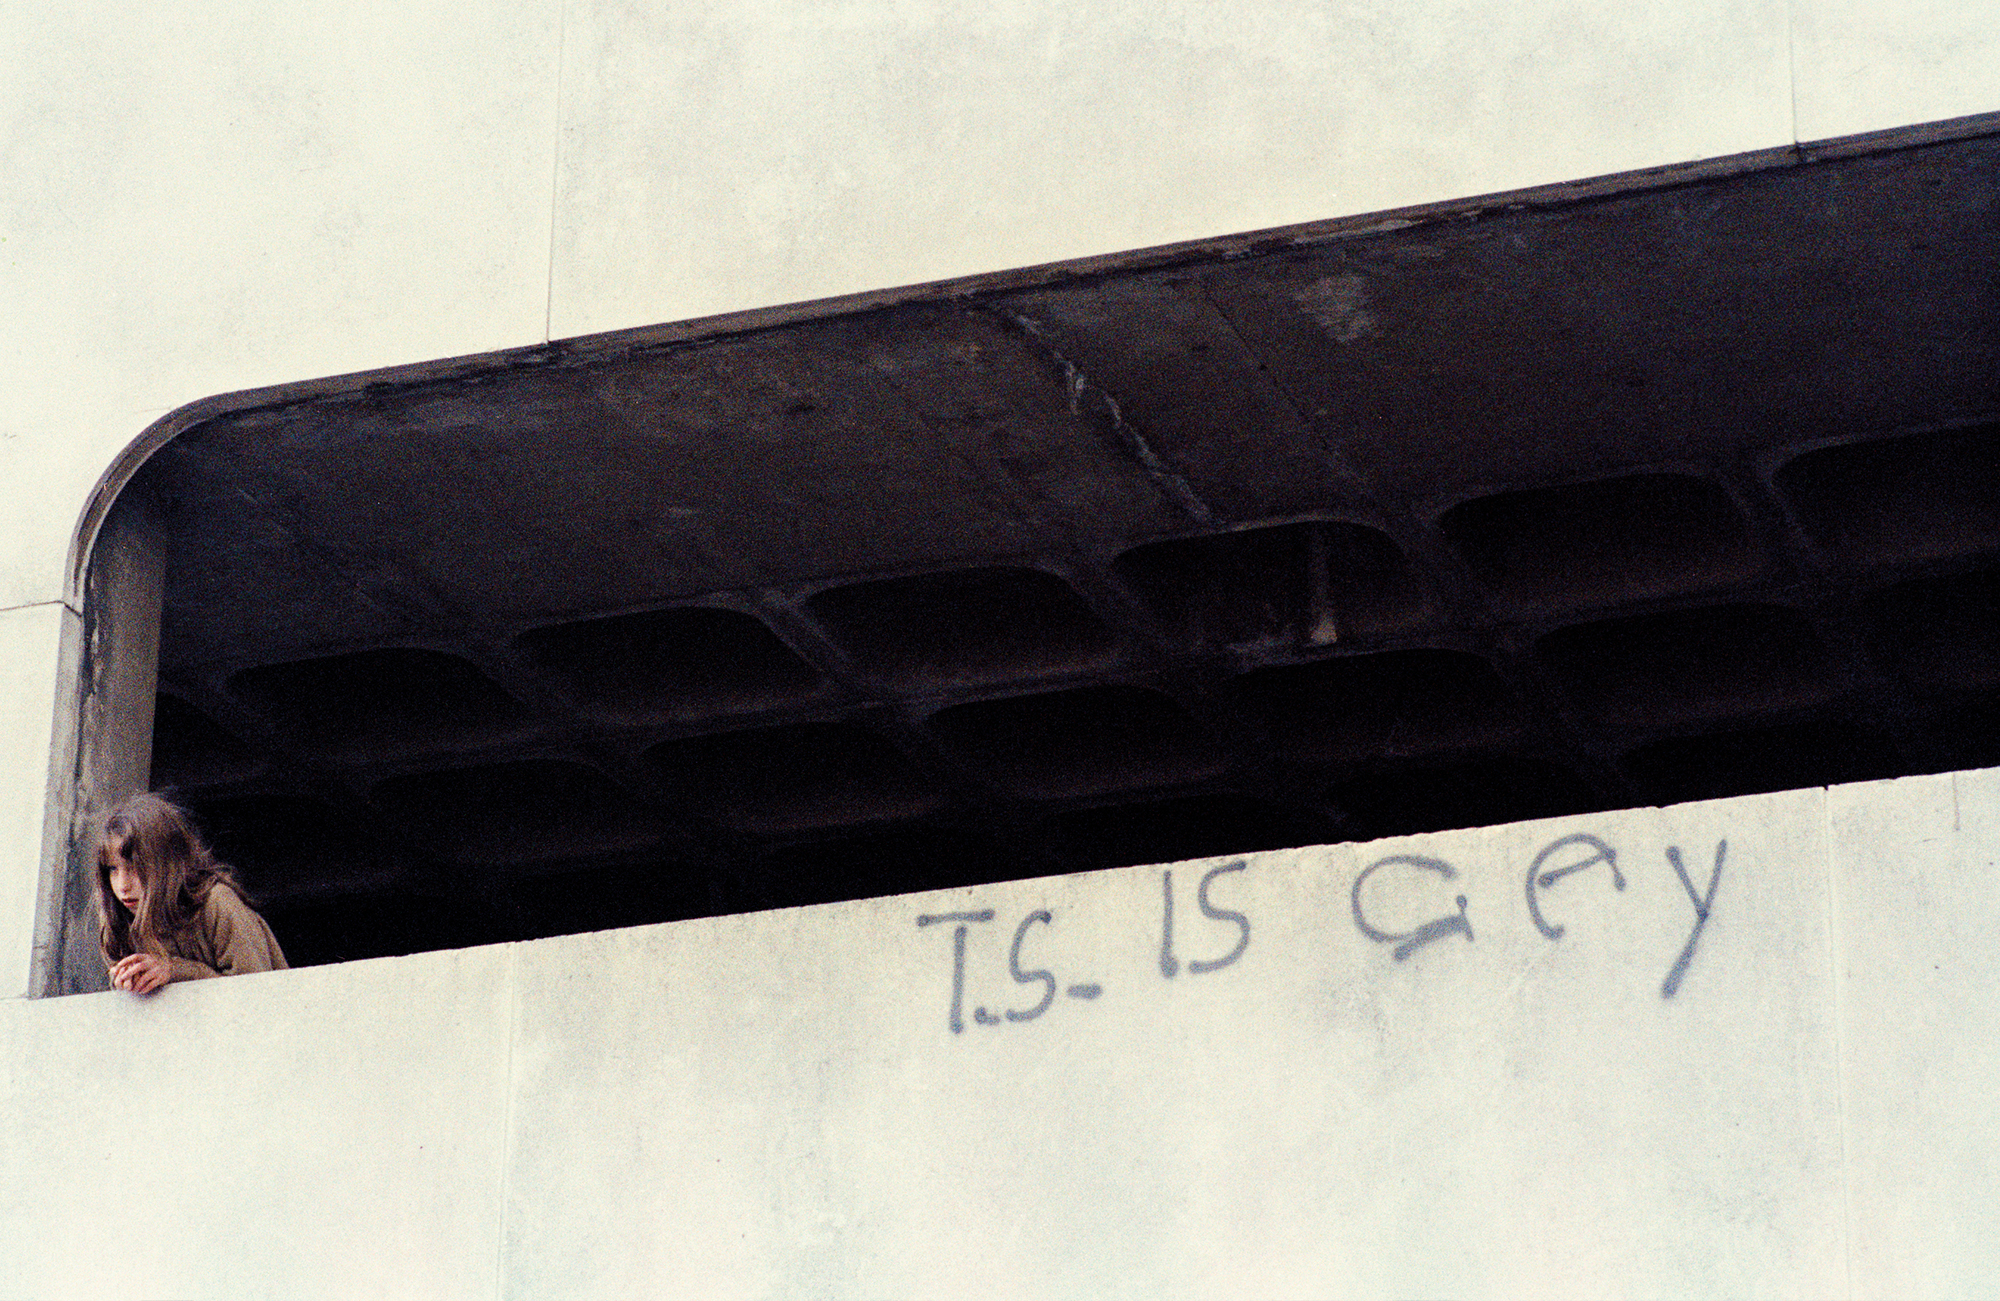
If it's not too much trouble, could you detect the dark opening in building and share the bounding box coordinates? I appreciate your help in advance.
[75,118,2000,980]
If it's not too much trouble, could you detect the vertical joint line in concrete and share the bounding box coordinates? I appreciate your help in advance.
[986,306,1216,526]
[1785,0,1801,146]
[1821,790,1855,1300]
[1191,278,1369,490]
[543,0,569,343]
[494,942,522,1299]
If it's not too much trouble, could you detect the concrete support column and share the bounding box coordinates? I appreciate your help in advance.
[33,498,164,996]
[0,603,79,1000]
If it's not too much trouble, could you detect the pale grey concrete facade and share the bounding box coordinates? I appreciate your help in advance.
[4,2,2000,1295]
[4,772,1999,1296]
[100,120,2000,983]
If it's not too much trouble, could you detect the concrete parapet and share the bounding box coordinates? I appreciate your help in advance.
[3,772,1995,1296]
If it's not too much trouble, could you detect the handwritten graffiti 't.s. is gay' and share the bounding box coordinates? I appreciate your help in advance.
[916,862,1252,1035]
[916,833,1729,1035]
[915,908,1112,1035]
[1351,834,1725,999]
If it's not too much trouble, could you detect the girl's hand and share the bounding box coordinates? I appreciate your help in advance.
[110,953,172,994]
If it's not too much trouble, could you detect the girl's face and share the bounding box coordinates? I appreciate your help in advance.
[103,844,143,914]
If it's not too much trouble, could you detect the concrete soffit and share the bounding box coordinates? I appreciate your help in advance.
[47,109,2000,971]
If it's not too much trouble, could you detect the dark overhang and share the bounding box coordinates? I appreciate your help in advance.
[119,115,2000,963]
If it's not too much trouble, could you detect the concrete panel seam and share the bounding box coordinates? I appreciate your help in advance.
[1823,787,1856,1299]
[25,606,83,999]
[1785,0,1801,146]
[495,940,522,1301]
[0,597,80,619]
[1797,108,2000,160]
[542,0,567,345]
[988,305,1216,525]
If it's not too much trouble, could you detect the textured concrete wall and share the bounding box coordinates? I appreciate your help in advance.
[121,123,2000,955]
[3,0,1998,999]
[3,771,1997,1298]
[0,603,79,1002]
[1,5,1998,1294]
[4,0,1998,611]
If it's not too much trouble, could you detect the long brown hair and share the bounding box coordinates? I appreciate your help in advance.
[95,793,248,968]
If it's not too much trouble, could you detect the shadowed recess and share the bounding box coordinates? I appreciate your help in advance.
[107,127,2000,972]
[149,693,258,790]
[1777,422,2000,567]
[1223,649,1520,764]
[186,793,408,904]
[1865,567,2000,691]
[505,857,714,941]
[748,826,1016,912]
[230,648,526,758]
[645,721,946,834]
[1330,758,1602,841]
[929,685,1228,800]
[1039,794,1337,871]
[1113,522,1422,648]
[516,606,821,722]
[1908,688,2000,775]
[1538,603,1842,731]
[263,892,513,967]
[1441,474,1761,612]
[370,759,670,866]
[1622,720,1901,805]
[806,566,1119,689]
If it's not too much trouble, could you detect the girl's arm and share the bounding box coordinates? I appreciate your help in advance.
[109,889,281,993]
[109,952,207,993]
[200,886,288,976]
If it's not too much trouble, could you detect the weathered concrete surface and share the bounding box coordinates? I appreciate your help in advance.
[1794,0,2000,140]
[1832,767,2000,1296]
[116,125,2000,962]
[546,0,1796,337]
[2,0,1996,986]
[41,502,166,996]
[0,3,1995,1289]
[10,0,1996,618]
[0,0,562,614]
[13,774,1997,1298]
[0,943,515,1300]
[0,603,77,1001]
[502,791,1843,1298]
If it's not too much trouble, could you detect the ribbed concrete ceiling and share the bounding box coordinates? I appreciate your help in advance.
[132,122,2000,965]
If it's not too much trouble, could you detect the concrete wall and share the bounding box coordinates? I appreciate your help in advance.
[4,0,1999,611]
[2,770,1995,1298]
[3,0,1998,1001]
[3,3,2000,1296]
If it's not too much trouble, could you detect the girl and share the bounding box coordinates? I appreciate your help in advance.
[97,792,288,993]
